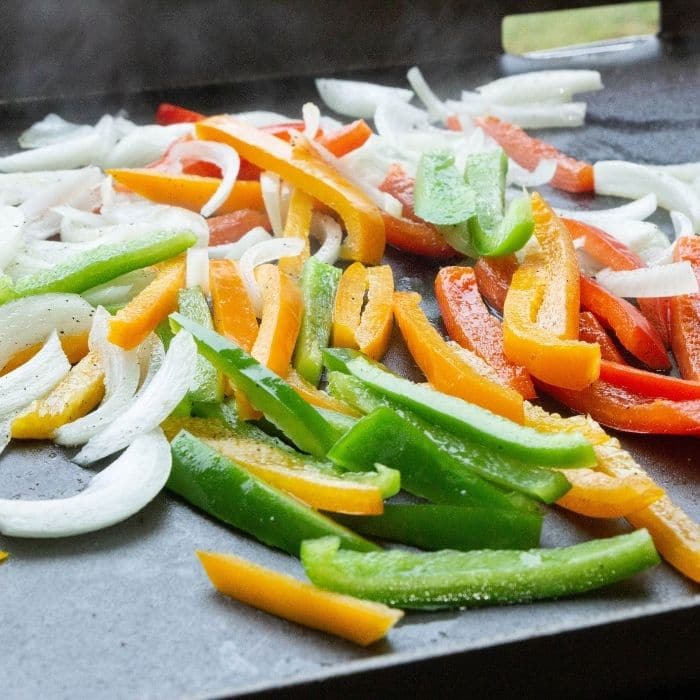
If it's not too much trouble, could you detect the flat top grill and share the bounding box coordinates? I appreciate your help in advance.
[0,32,699,700]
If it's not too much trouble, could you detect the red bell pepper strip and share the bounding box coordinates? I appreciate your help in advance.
[318,119,373,157]
[564,217,670,345]
[155,103,205,125]
[446,115,462,131]
[208,209,271,246]
[578,311,626,364]
[579,275,670,370]
[379,164,423,222]
[599,360,700,401]
[473,254,518,313]
[475,116,594,193]
[670,236,700,381]
[435,266,536,399]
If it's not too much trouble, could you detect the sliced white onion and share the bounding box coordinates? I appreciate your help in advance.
[374,99,430,140]
[508,159,557,187]
[186,247,210,293]
[260,171,283,235]
[74,330,197,465]
[0,294,94,369]
[239,238,305,316]
[234,111,296,127]
[448,97,586,129]
[315,78,413,119]
[594,161,700,228]
[0,170,87,207]
[556,193,658,223]
[596,262,699,298]
[0,206,24,271]
[0,332,70,417]
[135,334,165,394]
[54,308,141,446]
[311,213,343,265]
[302,102,321,139]
[476,70,603,105]
[103,123,194,168]
[18,114,93,149]
[210,226,271,259]
[82,268,156,307]
[0,419,11,456]
[0,428,171,538]
[671,210,694,238]
[652,162,700,183]
[382,192,403,218]
[406,67,449,121]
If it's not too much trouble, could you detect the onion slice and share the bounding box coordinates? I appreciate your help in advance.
[302,102,321,139]
[508,159,557,187]
[260,172,283,236]
[556,193,658,223]
[18,113,93,149]
[406,67,449,121]
[0,206,24,271]
[311,213,342,265]
[671,210,695,237]
[316,79,413,119]
[476,70,603,105]
[104,123,194,168]
[73,330,196,465]
[0,428,171,538]
[209,227,272,259]
[596,262,699,298]
[186,247,211,293]
[652,162,700,183]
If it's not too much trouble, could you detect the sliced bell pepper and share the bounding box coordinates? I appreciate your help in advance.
[599,360,700,401]
[475,115,594,193]
[670,235,700,380]
[11,351,105,439]
[251,264,303,377]
[473,254,518,313]
[332,261,366,349]
[197,550,402,646]
[564,217,670,345]
[107,169,264,214]
[14,230,195,300]
[1,332,89,375]
[279,188,314,277]
[335,504,542,551]
[435,266,536,399]
[578,311,626,363]
[301,530,659,609]
[195,117,385,264]
[293,257,342,386]
[394,290,525,422]
[170,314,338,457]
[285,368,360,417]
[317,119,373,157]
[0,551,7,562]
[324,349,595,468]
[169,430,378,554]
[109,255,186,350]
[208,209,271,246]
[502,193,600,390]
[579,275,670,370]
[155,102,205,125]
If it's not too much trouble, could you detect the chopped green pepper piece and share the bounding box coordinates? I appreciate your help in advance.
[13,230,197,298]
[170,314,338,458]
[177,286,224,405]
[414,152,475,225]
[323,348,595,468]
[0,274,15,304]
[293,257,342,386]
[169,430,378,555]
[301,530,660,609]
[334,504,542,551]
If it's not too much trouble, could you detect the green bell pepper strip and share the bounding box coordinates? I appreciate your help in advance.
[301,529,660,609]
[169,314,338,458]
[169,430,378,555]
[334,504,542,551]
[327,371,570,503]
[293,257,342,386]
[177,287,225,405]
[0,274,15,305]
[315,406,358,435]
[12,230,197,298]
[323,348,595,468]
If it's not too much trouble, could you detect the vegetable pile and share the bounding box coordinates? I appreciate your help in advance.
[0,67,698,646]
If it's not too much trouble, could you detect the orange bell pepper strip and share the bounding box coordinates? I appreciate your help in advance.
[332,262,394,361]
[279,188,314,277]
[11,351,105,439]
[564,217,670,345]
[317,119,373,157]
[393,290,524,423]
[208,209,271,246]
[108,256,185,350]
[599,360,700,401]
[670,235,700,381]
[579,275,670,370]
[578,311,626,363]
[502,193,600,390]
[435,266,536,399]
[209,259,258,351]
[1,332,89,375]
[195,116,385,264]
[473,254,518,313]
[107,168,264,214]
[475,116,594,193]
[197,550,403,646]
[285,368,361,417]
[251,264,303,377]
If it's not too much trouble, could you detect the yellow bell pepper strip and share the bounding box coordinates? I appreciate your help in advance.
[209,260,258,351]
[393,290,525,423]
[285,367,361,417]
[279,188,314,277]
[356,265,394,361]
[107,169,264,213]
[0,551,7,563]
[332,262,367,348]
[11,351,105,439]
[502,193,600,390]
[197,550,403,646]
[195,117,385,264]
[1,332,89,375]
[251,264,303,377]
[108,256,186,350]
